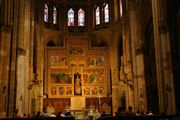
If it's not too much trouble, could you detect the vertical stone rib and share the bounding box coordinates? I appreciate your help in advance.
[151,0,176,114]
[129,0,138,110]
[129,0,147,112]
[7,0,19,117]
[152,0,166,113]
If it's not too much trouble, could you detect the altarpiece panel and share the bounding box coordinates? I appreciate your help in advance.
[45,37,110,111]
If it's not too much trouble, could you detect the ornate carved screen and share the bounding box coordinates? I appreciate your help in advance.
[45,37,110,98]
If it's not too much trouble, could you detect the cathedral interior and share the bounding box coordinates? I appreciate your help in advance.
[0,0,180,118]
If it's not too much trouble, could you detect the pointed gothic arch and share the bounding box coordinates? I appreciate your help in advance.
[95,6,100,25]
[68,8,75,26]
[53,6,57,24]
[78,8,85,26]
[44,3,49,22]
[104,3,109,23]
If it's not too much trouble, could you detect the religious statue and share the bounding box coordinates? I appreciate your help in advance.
[74,74,82,95]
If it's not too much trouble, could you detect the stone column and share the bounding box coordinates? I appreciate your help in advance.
[0,27,12,118]
[151,0,176,114]
[113,0,119,22]
[22,0,31,115]
[0,1,13,113]
[110,30,121,115]
[111,67,120,115]
[129,0,147,112]
[122,16,135,109]
[15,0,32,116]
[4,0,19,117]
[16,0,25,116]
[33,0,44,113]
[28,0,35,114]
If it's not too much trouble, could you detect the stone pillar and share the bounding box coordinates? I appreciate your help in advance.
[28,0,35,115]
[0,26,12,117]
[129,0,147,112]
[151,0,176,114]
[0,1,12,115]
[112,67,120,115]
[114,0,119,22]
[110,30,121,114]
[15,0,31,116]
[122,17,135,109]
[33,0,44,113]
[3,0,19,117]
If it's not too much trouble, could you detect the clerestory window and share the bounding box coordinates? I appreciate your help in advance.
[68,8,75,26]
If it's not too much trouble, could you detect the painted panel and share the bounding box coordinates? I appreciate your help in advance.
[66,86,73,96]
[49,56,68,68]
[51,71,72,84]
[69,47,85,56]
[87,56,105,67]
[83,69,105,85]
[69,57,85,67]
[51,86,57,95]
[83,87,90,96]
[91,86,105,96]
[58,86,65,95]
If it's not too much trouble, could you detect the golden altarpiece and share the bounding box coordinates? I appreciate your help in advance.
[43,37,111,116]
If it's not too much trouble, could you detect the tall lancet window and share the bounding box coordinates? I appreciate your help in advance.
[53,6,57,24]
[0,0,2,23]
[95,6,100,25]
[104,3,109,23]
[119,0,123,17]
[68,8,74,26]
[44,3,48,22]
[78,8,85,26]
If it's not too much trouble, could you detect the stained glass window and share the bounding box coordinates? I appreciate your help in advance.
[44,3,48,22]
[68,8,74,26]
[120,0,123,17]
[53,6,57,24]
[95,6,100,25]
[78,8,85,26]
[0,1,1,14]
[104,3,109,23]
[120,0,127,17]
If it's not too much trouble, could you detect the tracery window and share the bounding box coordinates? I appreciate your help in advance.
[0,0,2,23]
[78,8,85,26]
[119,0,123,17]
[120,0,128,17]
[104,3,109,23]
[68,8,74,26]
[95,6,100,25]
[44,3,48,22]
[53,6,57,24]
